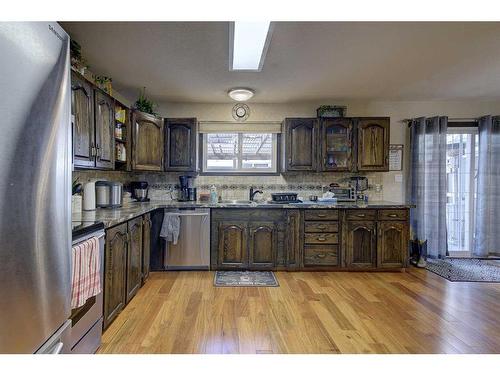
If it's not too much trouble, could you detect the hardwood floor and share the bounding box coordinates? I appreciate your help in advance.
[99,269,500,354]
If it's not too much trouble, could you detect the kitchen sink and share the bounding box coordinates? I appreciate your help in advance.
[219,200,255,205]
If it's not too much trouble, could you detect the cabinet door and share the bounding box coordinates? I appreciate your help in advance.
[94,90,115,169]
[217,221,248,268]
[165,118,197,172]
[71,72,95,168]
[357,118,389,171]
[104,223,127,329]
[345,221,377,268]
[142,213,151,283]
[126,217,143,304]
[284,118,317,171]
[377,221,408,268]
[320,118,353,171]
[132,111,164,171]
[248,221,277,269]
[285,210,301,269]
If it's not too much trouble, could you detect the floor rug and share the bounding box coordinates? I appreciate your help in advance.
[214,271,279,287]
[426,258,500,282]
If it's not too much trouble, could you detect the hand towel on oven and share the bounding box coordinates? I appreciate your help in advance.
[71,236,101,309]
[160,212,180,245]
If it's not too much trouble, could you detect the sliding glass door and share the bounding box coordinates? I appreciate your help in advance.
[445,128,478,257]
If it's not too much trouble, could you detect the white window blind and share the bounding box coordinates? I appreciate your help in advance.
[199,121,282,134]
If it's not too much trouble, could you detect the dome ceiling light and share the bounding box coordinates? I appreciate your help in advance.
[228,88,254,102]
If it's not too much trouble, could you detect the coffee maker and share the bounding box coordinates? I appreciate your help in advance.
[131,181,149,202]
[178,175,197,201]
[350,176,368,201]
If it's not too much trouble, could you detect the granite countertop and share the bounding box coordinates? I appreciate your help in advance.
[72,200,415,229]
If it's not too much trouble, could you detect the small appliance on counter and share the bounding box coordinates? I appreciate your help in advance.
[131,181,150,202]
[270,192,302,204]
[95,181,123,208]
[178,175,197,202]
[349,176,369,201]
[329,185,356,202]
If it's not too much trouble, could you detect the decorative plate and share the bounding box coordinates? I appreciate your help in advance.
[232,103,250,122]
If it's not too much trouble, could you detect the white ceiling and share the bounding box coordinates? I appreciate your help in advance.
[60,22,500,103]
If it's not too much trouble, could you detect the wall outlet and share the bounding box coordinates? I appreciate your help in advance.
[395,174,403,183]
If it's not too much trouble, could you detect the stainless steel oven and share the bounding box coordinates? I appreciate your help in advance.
[70,222,105,354]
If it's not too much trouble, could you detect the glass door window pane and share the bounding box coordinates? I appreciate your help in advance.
[445,131,478,255]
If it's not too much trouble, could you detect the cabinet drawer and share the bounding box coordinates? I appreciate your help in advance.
[346,209,376,221]
[304,246,338,266]
[378,209,408,221]
[304,233,338,244]
[304,210,339,221]
[305,221,339,233]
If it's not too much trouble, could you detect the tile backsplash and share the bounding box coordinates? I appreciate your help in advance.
[73,170,385,201]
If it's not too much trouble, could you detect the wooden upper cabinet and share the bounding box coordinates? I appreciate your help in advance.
[217,221,248,268]
[71,72,95,168]
[357,118,390,171]
[126,217,143,304]
[284,118,318,171]
[104,223,127,330]
[164,118,197,172]
[94,90,115,169]
[345,221,377,268]
[248,222,277,269]
[377,221,408,268]
[132,110,164,171]
[320,118,353,171]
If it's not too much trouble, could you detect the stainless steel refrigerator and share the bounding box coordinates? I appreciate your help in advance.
[0,22,72,353]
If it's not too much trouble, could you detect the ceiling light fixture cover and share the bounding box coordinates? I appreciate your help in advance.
[228,88,254,101]
[230,21,273,71]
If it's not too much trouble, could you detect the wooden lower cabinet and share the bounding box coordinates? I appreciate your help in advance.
[126,217,143,304]
[211,208,409,271]
[103,223,127,329]
[104,213,150,330]
[211,209,286,270]
[345,220,377,268]
[285,210,301,270]
[377,221,409,268]
[248,221,278,269]
[304,245,339,266]
[142,213,152,283]
[217,221,248,268]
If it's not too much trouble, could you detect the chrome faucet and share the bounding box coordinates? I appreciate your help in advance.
[249,186,263,201]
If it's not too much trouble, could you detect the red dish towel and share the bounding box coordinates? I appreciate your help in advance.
[71,236,101,309]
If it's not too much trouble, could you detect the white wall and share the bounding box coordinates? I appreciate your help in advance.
[155,100,500,202]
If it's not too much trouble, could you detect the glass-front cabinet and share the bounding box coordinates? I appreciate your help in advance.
[320,118,353,171]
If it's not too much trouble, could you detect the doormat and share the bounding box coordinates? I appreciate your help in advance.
[214,271,279,287]
[426,258,500,282]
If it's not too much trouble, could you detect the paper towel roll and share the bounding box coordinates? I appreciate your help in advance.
[83,181,96,211]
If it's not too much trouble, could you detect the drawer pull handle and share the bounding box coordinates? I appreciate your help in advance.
[317,214,327,218]
[317,236,327,241]
[316,254,326,258]
[317,225,327,230]
[388,214,398,217]
[356,214,366,217]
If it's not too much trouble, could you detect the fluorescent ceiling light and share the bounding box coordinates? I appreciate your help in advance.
[228,88,254,101]
[230,21,273,71]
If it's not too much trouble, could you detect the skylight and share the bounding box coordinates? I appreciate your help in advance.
[230,21,272,71]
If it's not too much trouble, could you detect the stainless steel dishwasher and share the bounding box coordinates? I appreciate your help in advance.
[163,208,210,270]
